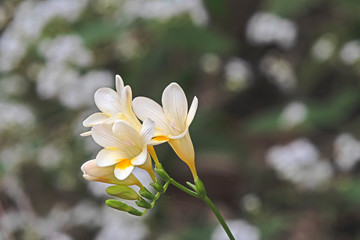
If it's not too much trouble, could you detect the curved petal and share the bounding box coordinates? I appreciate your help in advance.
[80,131,92,137]
[83,112,109,127]
[140,118,155,143]
[81,159,114,177]
[112,120,142,147]
[168,128,188,140]
[162,83,188,129]
[168,132,195,167]
[121,86,141,129]
[130,147,148,166]
[115,74,125,95]
[94,88,122,115]
[186,96,198,127]
[114,160,134,180]
[96,148,127,167]
[132,97,170,133]
[92,124,122,148]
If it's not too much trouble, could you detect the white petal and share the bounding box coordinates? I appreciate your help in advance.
[81,159,113,177]
[121,86,141,129]
[96,148,127,167]
[186,96,198,127]
[162,83,188,128]
[114,161,134,180]
[115,74,124,94]
[83,112,109,127]
[94,88,122,115]
[140,118,155,143]
[92,124,122,148]
[131,147,148,166]
[132,97,170,133]
[80,131,92,137]
[112,120,142,147]
[168,128,188,140]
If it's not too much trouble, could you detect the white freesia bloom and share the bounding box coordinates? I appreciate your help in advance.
[81,75,141,136]
[81,160,142,186]
[91,119,155,180]
[132,83,198,176]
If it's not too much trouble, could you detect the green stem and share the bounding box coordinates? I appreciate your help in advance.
[169,179,199,198]
[203,196,235,240]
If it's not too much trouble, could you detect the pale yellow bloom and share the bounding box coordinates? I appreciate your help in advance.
[91,119,155,180]
[81,159,142,187]
[81,75,140,136]
[132,83,198,177]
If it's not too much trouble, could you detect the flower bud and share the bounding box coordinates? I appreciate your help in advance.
[139,187,155,200]
[106,186,140,200]
[136,198,152,209]
[106,199,143,216]
[195,178,206,198]
[150,181,164,193]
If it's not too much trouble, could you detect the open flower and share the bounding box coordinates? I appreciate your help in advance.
[81,75,141,136]
[91,118,155,180]
[132,83,198,177]
[81,159,142,187]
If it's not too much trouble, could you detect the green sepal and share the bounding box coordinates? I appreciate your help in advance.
[136,198,153,209]
[195,178,206,198]
[139,187,155,200]
[106,199,143,216]
[106,186,140,200]
[155,165,171,182]
[151,181,164,193]
[186,181,197,191]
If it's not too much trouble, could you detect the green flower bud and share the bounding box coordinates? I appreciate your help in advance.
[136,198,153,209]
[195,178,206,198]
[106,186,140,200]
[106,199,143,216]
[155,165,171,182]
[139,187,155,200]
[150,181,164,193]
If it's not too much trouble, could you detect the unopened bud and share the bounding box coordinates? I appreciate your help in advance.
[136,198,152,209]
[106,186,140,200]
[155,165,171,182]
[106,199,143,216]
[139,187,155,200]
[195,178,206,198]
[151,181,164,193]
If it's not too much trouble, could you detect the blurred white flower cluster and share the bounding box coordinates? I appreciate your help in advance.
[266,138,333,190]
[0,0,89,73]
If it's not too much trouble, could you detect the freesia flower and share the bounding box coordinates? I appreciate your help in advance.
[91,118,155,180]
[81,75,141,136]
[81,160,142,187]
[132,83,198,178]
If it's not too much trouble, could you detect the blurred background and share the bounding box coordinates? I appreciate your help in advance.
[1,0,360,239]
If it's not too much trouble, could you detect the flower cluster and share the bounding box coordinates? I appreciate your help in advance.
[81,75,198,214]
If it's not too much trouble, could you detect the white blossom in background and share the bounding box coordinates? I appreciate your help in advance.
[0,101,35,132]
[200,53,221,75]
[260,54,297,93]
[0,0,89,72]
[116,31,141,60]
[241,194,261,213]
[266,139,333,190]
[95,207,148,240]
[340,40,360,65]
[37,143,65,169]
[39,35,93,67]
[123,0,208,25]
[36,65,79,99]
[278,101,308,129]
[246,12,297,49]
[224,58,253,92]
[311,34,336,61]
[334,133,360,172]
[211,219,260,240]
[58,70,113,109]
